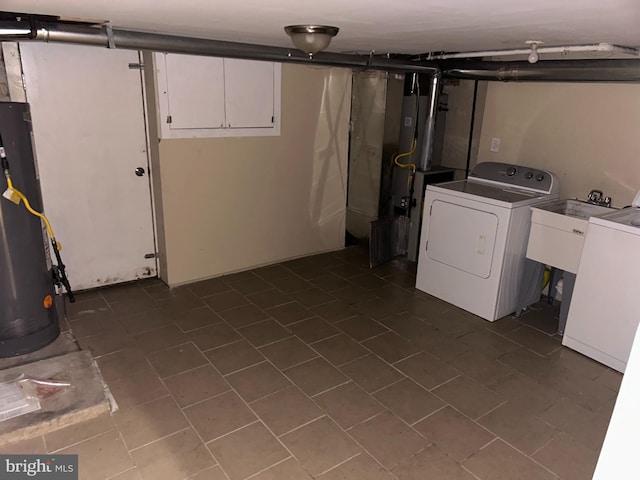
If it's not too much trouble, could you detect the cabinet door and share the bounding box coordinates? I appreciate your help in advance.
[164,53,225,129]
[224,59,275,128]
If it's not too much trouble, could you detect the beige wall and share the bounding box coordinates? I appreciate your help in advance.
[148,62,352,286]
[477,82,640,206]
[441,80,488,180]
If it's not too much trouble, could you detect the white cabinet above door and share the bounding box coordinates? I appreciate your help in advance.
[164,54,226,129]
[155,53,281,138]
[224,59,275,129]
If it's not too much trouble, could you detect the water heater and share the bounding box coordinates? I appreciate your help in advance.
[0,102,60,357]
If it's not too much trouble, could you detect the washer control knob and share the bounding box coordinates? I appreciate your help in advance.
[506,167,517,176]
[535,173,545,181]
[525,171,533,179]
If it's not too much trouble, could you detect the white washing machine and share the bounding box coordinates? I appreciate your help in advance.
[416,162,559,321]
[563,207,640,373]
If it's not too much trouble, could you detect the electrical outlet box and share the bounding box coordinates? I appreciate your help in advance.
[490,137,501,152]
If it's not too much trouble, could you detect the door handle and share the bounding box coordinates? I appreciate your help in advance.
[477,234,486,255]
[135,167,146,177]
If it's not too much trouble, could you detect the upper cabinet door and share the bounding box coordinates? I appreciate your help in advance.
[155,53,281,138]
[224,59,274,129]
[164,54,225,129]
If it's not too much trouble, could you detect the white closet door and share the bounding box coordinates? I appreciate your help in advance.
[20,43,157,290]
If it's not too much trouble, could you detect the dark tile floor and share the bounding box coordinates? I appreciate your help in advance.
[0,246,621,479]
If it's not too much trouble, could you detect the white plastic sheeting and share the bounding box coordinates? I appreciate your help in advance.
[308,69,351,247]
[347,70,388,238]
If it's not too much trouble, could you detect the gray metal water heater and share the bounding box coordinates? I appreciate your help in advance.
[0,102,60,357]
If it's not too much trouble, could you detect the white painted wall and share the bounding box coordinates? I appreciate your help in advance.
[146,61,351,286]
[476,82,640,207]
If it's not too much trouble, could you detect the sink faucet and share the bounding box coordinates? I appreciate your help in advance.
[588,190,603,204]
[587,189,612,207]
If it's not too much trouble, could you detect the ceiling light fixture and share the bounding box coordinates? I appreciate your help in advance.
[526,40,543,64]
[284,25,339,59]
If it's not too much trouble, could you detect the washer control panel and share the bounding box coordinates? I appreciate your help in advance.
[468,162,559,195]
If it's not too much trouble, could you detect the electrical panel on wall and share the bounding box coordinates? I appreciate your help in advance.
[154,53,281,138]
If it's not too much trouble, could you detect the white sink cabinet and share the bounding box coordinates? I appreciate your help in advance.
[526,199,613,273]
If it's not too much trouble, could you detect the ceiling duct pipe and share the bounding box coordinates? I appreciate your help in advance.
[5,17,640,82]
[439,59,640,82]
[0,18,439,74]
[418,72,441,171]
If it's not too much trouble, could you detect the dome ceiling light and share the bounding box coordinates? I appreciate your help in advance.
[284,25,339,59]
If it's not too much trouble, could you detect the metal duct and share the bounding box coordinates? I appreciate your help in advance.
[0,18,439,74]
[4,17,640,82]
[439,59,640,82]
[418,73,441,171]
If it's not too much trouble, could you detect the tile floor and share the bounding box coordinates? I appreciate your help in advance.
[0,246,621,480]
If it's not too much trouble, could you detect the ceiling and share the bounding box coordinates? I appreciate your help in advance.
[3,0,640,56]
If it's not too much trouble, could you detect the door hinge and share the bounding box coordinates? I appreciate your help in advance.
[128,63,144,70]
[166,115,172,124]
[144,253,157,259]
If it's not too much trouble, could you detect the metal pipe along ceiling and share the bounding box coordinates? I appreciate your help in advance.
[9,20,440,74]
[439,59,640,82]
[2,17,640,82]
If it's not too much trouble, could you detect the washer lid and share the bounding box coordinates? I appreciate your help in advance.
[428,180,555,207]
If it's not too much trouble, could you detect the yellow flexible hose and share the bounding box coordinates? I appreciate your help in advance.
[5,175,59,250]
[393,139,418,173]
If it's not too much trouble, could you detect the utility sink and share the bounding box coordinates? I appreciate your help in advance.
[535,199,612,220]
[593,207,640,229]
[526,199,615,273]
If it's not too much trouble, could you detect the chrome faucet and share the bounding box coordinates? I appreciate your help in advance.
[587,189,612,207]
[587,190,603,203]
